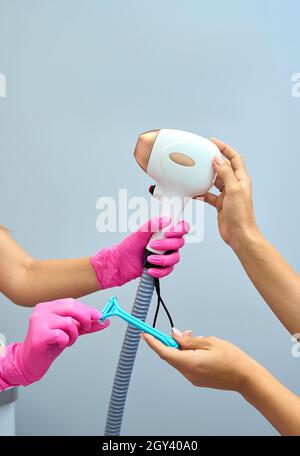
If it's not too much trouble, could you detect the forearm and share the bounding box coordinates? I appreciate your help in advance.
[0,227,100,306]
[232,229,300,335]
[241,360,300,435]
[11,257,99,307]
[0,217,184,306]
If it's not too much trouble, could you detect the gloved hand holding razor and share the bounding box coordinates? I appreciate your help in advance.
[0,298,109,391]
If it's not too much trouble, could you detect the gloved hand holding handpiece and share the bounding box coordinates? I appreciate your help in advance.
[90,215,189,287]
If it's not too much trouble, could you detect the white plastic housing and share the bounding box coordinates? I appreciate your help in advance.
[144,129,220,253]
[147,129,218,197]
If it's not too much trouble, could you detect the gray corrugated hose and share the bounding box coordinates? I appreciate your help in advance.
[104,269,155,436]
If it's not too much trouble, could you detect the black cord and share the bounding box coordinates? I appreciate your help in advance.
[152,278,174,329]
[152,279,161,328]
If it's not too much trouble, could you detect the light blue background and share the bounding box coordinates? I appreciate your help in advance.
[0,0,299,435]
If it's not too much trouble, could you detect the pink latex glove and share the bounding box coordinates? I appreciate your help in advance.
[90,216,190,289]
[0,298,109,391]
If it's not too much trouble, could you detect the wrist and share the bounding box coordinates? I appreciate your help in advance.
[90,246,126,290]
[0,343,30,388]
[229,225,264,256]
[238,357,268,400]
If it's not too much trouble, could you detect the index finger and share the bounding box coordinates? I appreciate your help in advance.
[165,220,190,237]
[210,138,249,182]
[142,333,183,369]
[50,300,97,331]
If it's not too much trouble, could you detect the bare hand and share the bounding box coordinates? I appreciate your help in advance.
[142,330,254,393]
[197,138,260,250]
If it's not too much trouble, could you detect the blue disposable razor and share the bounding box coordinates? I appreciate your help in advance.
[100,297,179,349]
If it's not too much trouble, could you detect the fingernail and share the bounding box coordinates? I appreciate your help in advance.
[172,327,183,337]
[182,221,190,233]
[215,154,224,166]
[183,330,193,336]
[161,216,171,223]
[148,255,160,264]
[148,269,160,278]
[99,314,109,325]
[150,241,163,249]
[93,309,101,320]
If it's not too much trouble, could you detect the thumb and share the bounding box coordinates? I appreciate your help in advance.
[134,216,171,243]
[172,330,212,350]
[81,319,110,335]
[213,155,237,188]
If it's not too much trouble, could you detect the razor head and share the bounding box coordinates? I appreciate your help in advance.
[101,297,120,320]
[134,129,160,172]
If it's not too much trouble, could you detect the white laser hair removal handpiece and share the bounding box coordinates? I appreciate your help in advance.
[134,129,220,259]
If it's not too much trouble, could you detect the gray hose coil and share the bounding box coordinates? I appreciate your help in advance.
[104,269,155,436]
